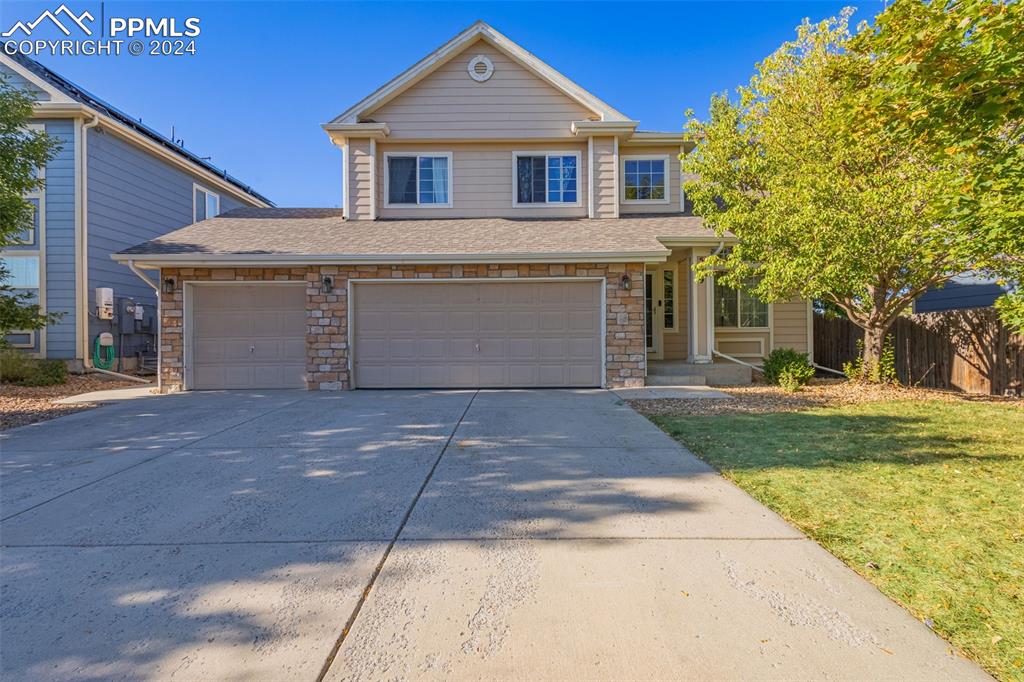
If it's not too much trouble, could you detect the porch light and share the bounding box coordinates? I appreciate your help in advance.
[162,277,175,294]
[620,274,632,291]
[322,275,334,294]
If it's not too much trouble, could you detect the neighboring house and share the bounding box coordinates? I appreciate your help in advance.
[0,51,270,371]
[115,21,812,392]
[914,273,1011,313]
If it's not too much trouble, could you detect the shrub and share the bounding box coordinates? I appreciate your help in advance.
[0,350,67,386]
[0,349,36,383]
[762,347,815,389]
[844,337,898,384]
[778,364,814,392]
[20,359,67,386]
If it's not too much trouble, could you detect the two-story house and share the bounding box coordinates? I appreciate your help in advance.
[0,51,270,372]
[115,21,812,392]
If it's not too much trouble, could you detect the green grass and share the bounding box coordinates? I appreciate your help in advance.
[650,399,1024,680]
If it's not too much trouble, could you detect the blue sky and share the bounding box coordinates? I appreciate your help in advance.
[3,1,877,207]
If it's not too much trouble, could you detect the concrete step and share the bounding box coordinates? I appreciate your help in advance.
[647,361,752,386]
[645,374,707,386]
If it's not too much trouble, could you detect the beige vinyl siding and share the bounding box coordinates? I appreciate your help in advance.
[715,329,770,359]
[348,139,373,220]
[772,298,811,354]
[366,40,598,140]
[592,137,616,218]
[662,254,690,360]
[620,145,683,215]
[376,142,587,218]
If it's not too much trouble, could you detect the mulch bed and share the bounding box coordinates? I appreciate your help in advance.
[0,375,146,431]
[629,378,1021,416]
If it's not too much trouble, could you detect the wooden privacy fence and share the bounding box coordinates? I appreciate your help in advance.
[813,308,1024,396]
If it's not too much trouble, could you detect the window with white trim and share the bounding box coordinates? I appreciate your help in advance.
[194,186,220,223]
[663,266,677,331]
[15,197,40,244]
[1,254,40,288]
[386,153,452,207]
[715,277,769,328]
[514,153,579,205]
[623,156,668,202]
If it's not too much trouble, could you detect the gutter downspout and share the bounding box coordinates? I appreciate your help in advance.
[78,114,100,368]
[127,259,161,389]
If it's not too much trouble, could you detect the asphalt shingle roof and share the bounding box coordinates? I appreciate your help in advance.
[116,208,721,261]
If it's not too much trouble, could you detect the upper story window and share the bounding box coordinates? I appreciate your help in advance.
[622,156,669,203]
[194,185,220,223]
[514,152,579,206]
[385,153,452,207]
[715,277,769,328]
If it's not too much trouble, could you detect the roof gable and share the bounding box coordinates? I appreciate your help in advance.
[328,21,631,126]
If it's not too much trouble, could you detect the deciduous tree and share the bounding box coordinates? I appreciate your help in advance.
[0,73,60,341]
[683,5,1021,373]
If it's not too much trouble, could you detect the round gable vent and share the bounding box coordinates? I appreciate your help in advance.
[467,55,494,82]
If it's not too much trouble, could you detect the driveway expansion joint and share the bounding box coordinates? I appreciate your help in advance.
[315,389,480,682]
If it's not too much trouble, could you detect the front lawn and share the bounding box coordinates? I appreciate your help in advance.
[646,394,1023,680]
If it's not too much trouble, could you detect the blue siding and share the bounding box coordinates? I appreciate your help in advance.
[0,63,49,100]
[42,120,78,359]
[86,128,260,358]
[914,282,1007,313]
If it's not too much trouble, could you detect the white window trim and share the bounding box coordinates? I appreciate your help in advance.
[511,151,584,208]
[383,151,454,209]
[621,154,671,205]
[18,192,43,245]
[192,184,221,223]
[713,281,770,330]
[6,329,36,349]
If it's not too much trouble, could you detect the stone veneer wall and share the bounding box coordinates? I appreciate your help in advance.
[158,263,645,391]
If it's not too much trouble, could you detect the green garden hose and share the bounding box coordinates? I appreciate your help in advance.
[92,336,115,370]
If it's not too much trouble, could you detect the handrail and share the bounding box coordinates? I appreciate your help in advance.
[712,349,764,373]
[813,362,847,377]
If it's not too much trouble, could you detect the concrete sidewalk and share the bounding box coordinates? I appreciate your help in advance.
[0,389,987,680]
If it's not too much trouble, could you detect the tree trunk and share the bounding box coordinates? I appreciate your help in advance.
[858,319,895,382]
[862,324,888,367]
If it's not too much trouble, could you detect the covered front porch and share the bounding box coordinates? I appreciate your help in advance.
[642,245,775,386]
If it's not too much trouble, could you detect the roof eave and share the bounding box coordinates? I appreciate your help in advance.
[113,249,671,268]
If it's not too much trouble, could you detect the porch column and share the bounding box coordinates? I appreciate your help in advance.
[688,248,714,363]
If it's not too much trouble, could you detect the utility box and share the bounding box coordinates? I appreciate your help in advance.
[95,288,114,320]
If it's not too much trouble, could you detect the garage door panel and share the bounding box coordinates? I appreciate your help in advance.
[449,312,476,332]
[539,311,566,331]
[478,337,507,359]
[354,281,601,388]
[190,285,306,390]
[449,338,478,360]
[509,338,537,359]
[478,311,506,332]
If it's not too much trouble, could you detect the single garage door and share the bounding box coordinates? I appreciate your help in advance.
[353,280,602,388]
[188,284,307,389]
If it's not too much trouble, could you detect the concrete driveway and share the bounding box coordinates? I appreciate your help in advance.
[0,389,985,680]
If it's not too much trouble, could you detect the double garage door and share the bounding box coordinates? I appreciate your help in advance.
[187,280,602,390]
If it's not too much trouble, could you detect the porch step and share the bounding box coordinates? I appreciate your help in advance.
[645,374,707,386]
[647,361,753,386]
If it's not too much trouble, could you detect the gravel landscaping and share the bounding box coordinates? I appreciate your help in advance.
[0,375,146,431]
[628,378,1020,417]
